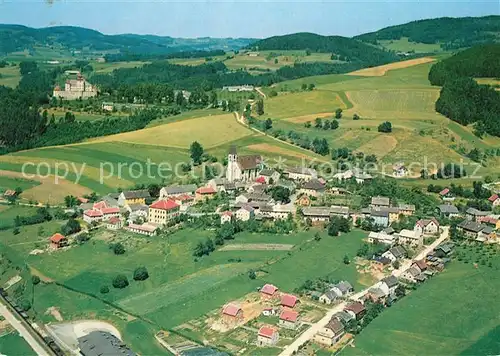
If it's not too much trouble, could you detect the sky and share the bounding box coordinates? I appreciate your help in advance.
[0,0,498,38]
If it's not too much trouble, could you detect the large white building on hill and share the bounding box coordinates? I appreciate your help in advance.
[53,73,98,100]
[226,146,262,182]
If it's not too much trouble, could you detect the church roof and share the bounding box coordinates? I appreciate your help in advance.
[238,155,261,171]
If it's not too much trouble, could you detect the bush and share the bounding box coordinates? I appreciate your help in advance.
[112,275,129,289]
[248,270,256,279]
[31,275,40,285]
[19,299,31,311]
[378,121,392,133]
[110,242,125,255]
[100,285,110,294]
[133,266,149,281]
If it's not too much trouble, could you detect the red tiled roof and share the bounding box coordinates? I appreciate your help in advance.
[222,304,241,317]
[175,194,193,201]
[280,294,298,308]
[478,216,499,225]
[279,309,298,322]
[258,326,276,339]
[256,176,266,184]
[222,211,233,216]
[414,259,427,271]
[50,233,66,243]
[489,194,499,202]
[84,209,103,217]
[93,201,108,210]
[78,197,88,203]
[101,207,120,214]
[196,186,217,194]
[260,284,278,296]
[150,200,179,211]
[439,188,450,196]
[108,217,121,224]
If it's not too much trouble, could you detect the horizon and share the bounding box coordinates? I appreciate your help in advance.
[0,1,498,39]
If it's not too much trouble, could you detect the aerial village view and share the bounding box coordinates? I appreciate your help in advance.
[0,1,499,356]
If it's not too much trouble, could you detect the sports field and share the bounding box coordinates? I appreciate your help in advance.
[342,257,500,356]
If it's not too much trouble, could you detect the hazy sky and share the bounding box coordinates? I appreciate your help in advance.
[0,0,498,38]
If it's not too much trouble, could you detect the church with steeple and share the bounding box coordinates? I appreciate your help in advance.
[226,146,262,182]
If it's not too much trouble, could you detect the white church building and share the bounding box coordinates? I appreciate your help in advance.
[226,146,262,182]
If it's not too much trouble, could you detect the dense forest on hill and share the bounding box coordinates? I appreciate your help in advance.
[429,44,500,137]
[355,16,500,50]
[428,44,500,86]
[103,49,226,62]
[248,33,398,66]
[0,24,254,55]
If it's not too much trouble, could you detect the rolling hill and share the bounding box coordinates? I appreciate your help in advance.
[355,15,500,50]
[0,24,255,56]
[248,32,398,66]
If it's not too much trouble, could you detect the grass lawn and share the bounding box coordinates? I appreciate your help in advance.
[0,205,40,230]
[342,255,500,356]
[0,331,37,356]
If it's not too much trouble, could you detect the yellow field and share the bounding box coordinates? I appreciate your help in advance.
[347,57,436,76]
[246,143,328,161]
[0,170,90,204]
[265,90,346,119]
[356,134,400,159]
[92,113,254,148]
[0,66,21,87]
[285,112,334,123]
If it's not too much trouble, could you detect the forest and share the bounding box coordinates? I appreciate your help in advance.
[103,49,226,62]
[248,33,398,65]
[429,44,500,137]
[356,16,500,49]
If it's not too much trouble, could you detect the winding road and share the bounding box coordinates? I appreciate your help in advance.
[279,226,450,356]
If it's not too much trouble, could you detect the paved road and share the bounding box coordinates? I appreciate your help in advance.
[0,302,50,356]
[279,227,450,356]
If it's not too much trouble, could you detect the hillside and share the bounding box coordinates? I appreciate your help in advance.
[248,33,398,66]
[355,16,500,50]
[0,24,255,56]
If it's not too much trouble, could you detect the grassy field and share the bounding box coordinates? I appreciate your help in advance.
[342,256,500,356]
[92,61,149,74]
[46,108,129,122]
[0,176,40,193]
[0,205,42,230]
[0,66,21,87]
[0,331,37,355]
[347,57,436,77]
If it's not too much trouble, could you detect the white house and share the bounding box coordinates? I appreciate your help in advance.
[285,167,317,182]
[414,218,440,236]
[382,246,406,262]
[236,205,255,221]
[221,211,233,224]
[226,146,262,182]
[367,231,396,245]
[397,229,423,247]
[257,326,279,347]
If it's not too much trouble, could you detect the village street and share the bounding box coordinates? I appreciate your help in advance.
[279,226,450,356]
[0,299,51,356]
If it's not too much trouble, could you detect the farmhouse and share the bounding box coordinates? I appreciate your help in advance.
[488,194,500,207]
[49,233,68,249]
[439,188,455,201]
[281,294,299,308]
[333,168,372,184]
[397,229,423,247]
[260,284,279,299]
[465,208,489,222]
[118,190,151,206]
[279,310,299,330]
[126,204,149,223]
[370,210,390,228]
[402,266,426,283]
[285,167,317,182]
[257,326,279,347]
[382,245,407,262]
[302,207,331,223]
[330,205,350,219]
[53,73,98,100]
[437,204,460,218]
[195,186,217,202]
[381,207,401,224]
[457,220,487,239]
[127,223,157,236]
[398,204,416,216]
[106,217,123,230]
[381,275,399,294]
[371,196,390,209]
[148,200,180,225]
[226,146,262,182]
[414,218,440,235]
[314,318,345,346]
[236,205,255,221]
[367,231,396,245]
[83,209,103,224]
[298,179,325,197]
[331,281,354,297]
[222,304,243,323]
[319,290,338,305]
[478,216,500,230]
[392,162,408,177]
[159,184,197,199]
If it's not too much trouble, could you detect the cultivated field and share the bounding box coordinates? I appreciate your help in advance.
[347,57,436,77]
[0,66,21,87]
[92,61,149,74]
[343,256,500,356]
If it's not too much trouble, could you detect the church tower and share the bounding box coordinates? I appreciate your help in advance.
[226,145,238,182]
